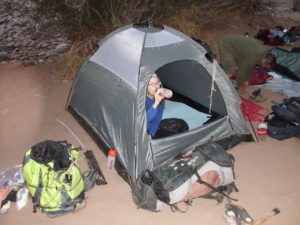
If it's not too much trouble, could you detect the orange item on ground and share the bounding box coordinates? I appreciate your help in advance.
[0,188,12,205]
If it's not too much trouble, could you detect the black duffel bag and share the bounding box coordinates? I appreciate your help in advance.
[154,118,189,139]
[267,113,300,140]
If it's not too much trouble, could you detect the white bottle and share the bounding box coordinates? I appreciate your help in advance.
[163,88,173,99]
[107,148,117,170]
[257,121,268,142]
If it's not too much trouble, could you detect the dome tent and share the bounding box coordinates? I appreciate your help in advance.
[68,23,252,181]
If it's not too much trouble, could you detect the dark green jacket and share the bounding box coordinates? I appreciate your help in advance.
[218,35,269,86]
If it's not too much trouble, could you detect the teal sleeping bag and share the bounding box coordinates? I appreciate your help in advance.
[270,47,300,81]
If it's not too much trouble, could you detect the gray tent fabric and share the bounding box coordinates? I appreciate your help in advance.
[69,24,251,180]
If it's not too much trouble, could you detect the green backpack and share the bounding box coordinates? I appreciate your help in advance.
[22,140,85,216]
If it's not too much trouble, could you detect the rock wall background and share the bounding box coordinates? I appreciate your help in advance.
[0,0,70,65]
[258,0,298,14]
[0,0,299,65]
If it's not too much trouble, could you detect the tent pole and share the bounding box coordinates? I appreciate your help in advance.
[241,103,259,143]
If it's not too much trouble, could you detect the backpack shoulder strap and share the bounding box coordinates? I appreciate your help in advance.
[194,170,238,202]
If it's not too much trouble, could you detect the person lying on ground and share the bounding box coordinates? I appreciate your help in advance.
[218,34,276,90]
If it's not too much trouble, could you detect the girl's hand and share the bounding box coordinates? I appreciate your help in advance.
[228,72,237,80]
[153,88,164,108]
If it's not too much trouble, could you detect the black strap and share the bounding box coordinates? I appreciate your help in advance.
[194,171,237,202]
[169,202,189,213]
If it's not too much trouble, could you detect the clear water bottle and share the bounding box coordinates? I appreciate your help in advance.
[163,88,173,99]
[107,148,117,170]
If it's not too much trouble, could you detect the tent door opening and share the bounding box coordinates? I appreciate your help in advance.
[147,60,227,139]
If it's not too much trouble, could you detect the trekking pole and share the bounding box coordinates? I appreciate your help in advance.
[241,103,259,143]
[84,150,107,185]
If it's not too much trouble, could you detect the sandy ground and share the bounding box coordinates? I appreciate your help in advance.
[0,63,300,225]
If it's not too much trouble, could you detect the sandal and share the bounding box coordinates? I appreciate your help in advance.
[250,93,267,102]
